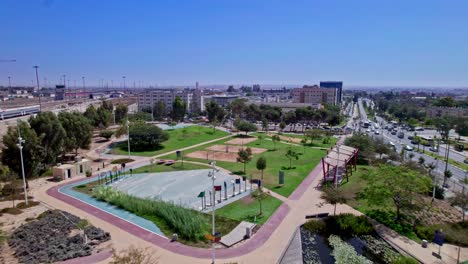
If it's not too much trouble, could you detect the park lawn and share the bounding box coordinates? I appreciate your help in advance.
[110,125,229,157]
[175,136,326,197]
[417,149,468,171]
[216,194,282,225]
[253,132,338,148]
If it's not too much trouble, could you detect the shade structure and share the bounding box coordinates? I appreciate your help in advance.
[321,145,358,185]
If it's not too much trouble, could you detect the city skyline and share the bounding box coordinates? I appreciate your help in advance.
[1,0,468,87]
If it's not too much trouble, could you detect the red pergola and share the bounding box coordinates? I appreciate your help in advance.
[321,145,358,185]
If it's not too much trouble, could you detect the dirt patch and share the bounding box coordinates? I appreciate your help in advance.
[267,133,303,143]
[206,145,267,154]
[240,195,255,205]
[186,151,240,162]
[225,137,258,145]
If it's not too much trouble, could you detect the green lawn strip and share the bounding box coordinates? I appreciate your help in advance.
[253,132,337,148]
[168,136,326,197]
[216,194,282,225]
[417,149,468,171]
[110,125,229,157]
[340,165,420,242]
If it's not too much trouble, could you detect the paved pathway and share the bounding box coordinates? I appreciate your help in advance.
[35,134,468,264]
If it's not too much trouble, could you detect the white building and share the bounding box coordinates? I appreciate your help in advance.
[138,89,202,113]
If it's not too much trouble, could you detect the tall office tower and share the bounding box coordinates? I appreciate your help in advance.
[320,81,343,104]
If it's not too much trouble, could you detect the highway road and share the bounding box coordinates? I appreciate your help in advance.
[355,99,467,190]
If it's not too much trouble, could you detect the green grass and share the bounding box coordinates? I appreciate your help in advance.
[417,149,468,171]
[167,137,327,197]
[111,158,135,164]
[110,125,229,157]
[253,132,338,148]
[216,194,282,225]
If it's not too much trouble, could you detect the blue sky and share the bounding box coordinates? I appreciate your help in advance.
[1,0,467,87]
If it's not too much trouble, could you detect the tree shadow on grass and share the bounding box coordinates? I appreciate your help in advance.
[281,166,296,170]
[232,171,245,176]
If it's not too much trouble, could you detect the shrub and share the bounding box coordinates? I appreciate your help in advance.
[93,187,206,241]
[366,210,414,237]
[16,201,40,209]
[415,221,468,247]
[85,170,92,177]
[393,256,418,264]
[99,130,114,140]
[303,219,326,233]
[111,158,135,164]
[110,246,159,264]
[325,214,375,237]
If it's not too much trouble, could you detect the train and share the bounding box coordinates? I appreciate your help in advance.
[0,105,40,120]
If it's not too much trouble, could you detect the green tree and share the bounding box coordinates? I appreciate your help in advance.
[114,103,128,124]
[171,96,186,122]
[279,121,286,133]
[205,100,225,123]
[321,185,347,215]
[29,111,66,165]
[152,101,166,121]
[364,165,431,220]
[261,118,269,132]
[454,117,468,138]
[96,106,112,128]
[256,157,267,179]
[305,128,322,143]
[434,97,456,107]
[272,135,280,150]
[129,122,169,152]
[450,191,468,221]
[58,112,93,154]
[1,121,45,184]
[234,119,257,135]
[251,189,268,216]
[84,104,98,124]
[101,100,114,112]
[285,149,299,169]
[236,147,252,174]
[418,156,425,165]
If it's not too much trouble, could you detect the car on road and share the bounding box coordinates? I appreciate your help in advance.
[405,145,413,151]
[415,127,424,131]
[397,132,405,139]
[374,131,380,135]
[390,141,395,146]
[366,129,371,133]
[429,146,438,152]
[408,136,414,140]
[391,131,397,135]
[465,158,468,164]
[411,140,419,145]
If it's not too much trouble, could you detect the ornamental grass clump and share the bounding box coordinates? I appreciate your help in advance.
[93,186,206,241]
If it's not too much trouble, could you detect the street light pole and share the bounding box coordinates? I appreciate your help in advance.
[126,120,131,158]
[33,66,41,111]
[16,122,28,205]
[208,161,218,264]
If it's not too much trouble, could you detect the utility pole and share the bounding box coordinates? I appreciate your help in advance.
[8,76,11,93]
[122,76,126,92]
[33,66,41,111]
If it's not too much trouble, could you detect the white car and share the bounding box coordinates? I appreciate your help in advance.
[390,142,395,147]
[405,145,413,151]
[366,129,371,133]
[374,131,380,135]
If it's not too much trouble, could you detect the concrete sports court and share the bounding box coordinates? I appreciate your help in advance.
[110,169,252,210]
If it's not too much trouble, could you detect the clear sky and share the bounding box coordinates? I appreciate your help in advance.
[1,0,467,88]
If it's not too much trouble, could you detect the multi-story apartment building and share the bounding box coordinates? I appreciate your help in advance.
[292,85,338,105]
[138,89,203,113]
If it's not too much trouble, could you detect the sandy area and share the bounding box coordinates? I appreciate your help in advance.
[267,133,303,143]
[206,144,267,154]
[186,151,240,162]
[225,137,257,145]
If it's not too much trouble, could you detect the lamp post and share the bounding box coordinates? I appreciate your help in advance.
[126,120,131,158]
[432,158,439,203]
[16,123,28,205]
[208,161,219,264]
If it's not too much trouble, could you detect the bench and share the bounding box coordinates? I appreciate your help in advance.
[305,212,329,219]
